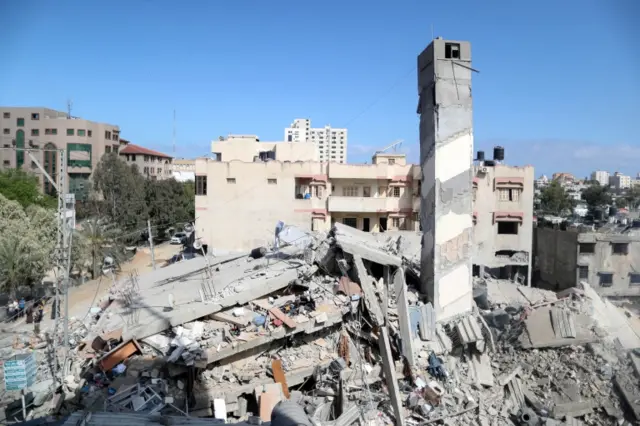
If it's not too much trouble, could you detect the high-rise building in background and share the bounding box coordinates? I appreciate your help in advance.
[609,172,631,190]
[590,170,609,186]
[284,118,347,163]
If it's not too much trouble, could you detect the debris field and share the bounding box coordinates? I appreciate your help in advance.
[2,223,640,425]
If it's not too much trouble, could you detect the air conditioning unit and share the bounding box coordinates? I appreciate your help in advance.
[479,167,488,174]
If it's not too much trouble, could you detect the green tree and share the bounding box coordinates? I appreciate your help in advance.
[0,195,56,296]
[582,183,612,213]
[0,169,57,209]
[92,154,148,231]
[73,218,126,279]
[624,186,640,211]
[145,179,195,234]
[539,181,574,215]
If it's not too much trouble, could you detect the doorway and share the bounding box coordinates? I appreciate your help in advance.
[379,217,387,232]
[363,218,370,232]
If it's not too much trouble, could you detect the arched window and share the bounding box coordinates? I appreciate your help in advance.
[15,129,25,168]
[43,143,57,196]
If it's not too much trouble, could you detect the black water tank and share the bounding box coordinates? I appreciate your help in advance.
[477,151,485,161]
[493,146,505,162]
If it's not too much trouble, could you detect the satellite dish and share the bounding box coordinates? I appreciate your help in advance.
[193,240,203,250]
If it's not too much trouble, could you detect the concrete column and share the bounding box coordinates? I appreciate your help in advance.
[417,39,474,321]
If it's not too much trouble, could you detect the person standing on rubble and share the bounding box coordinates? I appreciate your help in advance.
[275,221,284,251]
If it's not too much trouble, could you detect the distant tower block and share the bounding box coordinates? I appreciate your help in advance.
[417,39,474,321]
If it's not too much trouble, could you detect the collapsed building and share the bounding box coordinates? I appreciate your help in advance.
[3,224,640,425]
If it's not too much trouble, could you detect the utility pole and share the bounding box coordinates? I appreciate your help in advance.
[0,145,73,389]
[148,219,156,270]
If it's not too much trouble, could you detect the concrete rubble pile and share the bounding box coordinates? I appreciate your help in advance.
[4,224,640,425]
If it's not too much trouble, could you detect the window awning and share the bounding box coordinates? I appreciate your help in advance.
[495,177,524,189]
[493,211,524,223]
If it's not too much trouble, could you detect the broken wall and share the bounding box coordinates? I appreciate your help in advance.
[417,39,473,321]
[535,227,579,290]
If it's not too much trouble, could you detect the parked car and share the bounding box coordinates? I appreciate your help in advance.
[170,232,187,245]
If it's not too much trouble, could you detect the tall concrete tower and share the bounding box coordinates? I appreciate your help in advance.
[417,39,474,321]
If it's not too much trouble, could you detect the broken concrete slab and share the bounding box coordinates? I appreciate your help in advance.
[378,326,405,426]
[419,303,435,341]
[93,255,306,342]
[551,400,598,420]
[614,375,640,420]
[393,267,415,366]
[468,352,494,387]
[521,306,596,349]
[550,307,576,339]
[351,254,384,327]
[333,224,402,267]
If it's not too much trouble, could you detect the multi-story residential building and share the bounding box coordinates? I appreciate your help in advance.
[171,158,196,182]
[552,172,574,184]
[195,136,535,285]
[284,119,347,163]
[534,175,549,188]
[472,148,535,285]
[609,172,631,190]
[119,143,173,180]
[536,222,640,296]
[0,107,122,201]
[591,170,610,187]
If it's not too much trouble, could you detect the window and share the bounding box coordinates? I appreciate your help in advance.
[388,158,395,165]
[473,187,477,202]
[196,176,207,195]
[77,129,86,137]
[112,145,118,153]
[392,187,401,197]
[343,186,358,197]
[105,131,111,140]
[612,243,628,255]
[143,167,148,174]
[67,129,74,136]
[113,133,119,141]
[144,155,149,162]
[497,221,519,235]
[157,168,161,174]
[445,43,460,59]
[29,129,39,136]
[363,186,371,197]
[17,118,24,127]
[630,274,640,286]
[105,146,111,153]
[343,218,357,228]
[3,112,9,119]
[45,128,56,135]
[498,188,521,202]
[392,217,400,228]
[578,266,589,280]
[88,130,92,137]
[31,113,40,120]
[579,243,595,254]
[313,185,323,198]
[599,273,613,287]
[227,178,236,184]
[3,160,9,166]
[2,128,9,134]
[268,179,277,184]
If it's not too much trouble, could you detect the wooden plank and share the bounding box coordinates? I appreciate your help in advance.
[99,339,142,371]
[271,359,290,399]
[269,307,297,329]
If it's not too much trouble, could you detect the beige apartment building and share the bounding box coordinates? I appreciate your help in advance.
[119,143,173,180]
[171,158,196,182]
[472,156,535,284]
[0,107,121,201]
[195,138,535,281]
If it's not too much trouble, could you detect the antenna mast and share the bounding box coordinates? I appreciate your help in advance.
[67,99,73,119]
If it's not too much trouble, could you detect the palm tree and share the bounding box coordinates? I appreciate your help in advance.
[74,219,125,279]
[0,236,42,297]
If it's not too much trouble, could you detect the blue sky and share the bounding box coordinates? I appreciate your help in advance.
[1,0,638,178]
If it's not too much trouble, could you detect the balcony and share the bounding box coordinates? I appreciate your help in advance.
[293,197,327,212]
[328,196,414,213]
[328,196,386,213]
